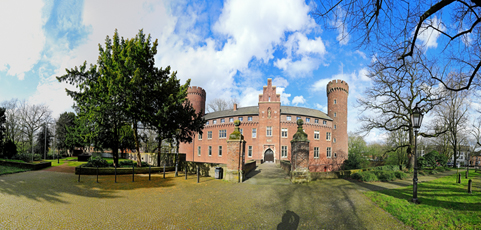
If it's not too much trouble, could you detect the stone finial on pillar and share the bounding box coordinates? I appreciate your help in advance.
[226,120,246,183]
[290,119,310,183]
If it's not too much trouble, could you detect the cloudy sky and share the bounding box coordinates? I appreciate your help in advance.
[2,0,446,143]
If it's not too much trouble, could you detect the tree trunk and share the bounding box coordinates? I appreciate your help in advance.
[112,126,119,167]
[157,136,162,167]
[133,122,142,167]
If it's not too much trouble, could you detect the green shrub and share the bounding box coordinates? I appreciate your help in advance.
[419,171,427,176]
[371,165,399,171]
[394,171,407,180]
[13,153,41,162]
[436,167,445,172]
[85,156,109,167]
[352,171,378,182]
[373,170,397,181]
[117,160,149,167]
[428,170,438,175]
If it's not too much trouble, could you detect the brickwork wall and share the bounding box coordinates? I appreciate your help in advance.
[183,79,349,173]
[291,141,309,171]
[179,86,206,157]
[327,79,349,169]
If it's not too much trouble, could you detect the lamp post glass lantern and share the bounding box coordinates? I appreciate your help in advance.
[411,106,424,204]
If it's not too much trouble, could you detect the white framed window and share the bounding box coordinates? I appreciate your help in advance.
[281,128,288,138]
[198,133,202,140]
[327,147,332,158]
[240,128,243,135]
[229,118,233,122]
[219,130,227,138]
[315,119,319,124]
[334,125,337,129]
[281,146,288,158]
[213,120,217,124]
[208,131,212,139]
[314,131,320,140]
[248,116,252,121]
[326,132,331,141]
[238,117,243,121]
[334,112,337,117]
[198,146,201,156]
[333,138,336,143]
[306,118,310,122]
[221,118,225,123]
[218,146,222,156]
[206,121,209,125]
[314,147,319,158]
[334,99,337,104]
[248,146,253,157]
[208,146,212,156]
[297,116,301,120]
[266,126,272,136]
[323,120,327,125]
[252,128,257,138]
[287,116,291,121]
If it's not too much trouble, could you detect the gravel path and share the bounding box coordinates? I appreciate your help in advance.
[0,163,414,229]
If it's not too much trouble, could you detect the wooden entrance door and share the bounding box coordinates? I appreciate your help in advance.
[264,149,274,162]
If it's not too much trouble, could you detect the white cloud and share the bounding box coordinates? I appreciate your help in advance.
[417,16,446,49]
[275,32,326,77]
[238,87,263,107]
[0,1,46,80]
[272,77,289,88]
[276,87,291,105]
[355,50,367,59]
[275,56,321,78]
[330,6,349,46]
[315,103,327,113]
[292,95,306,105]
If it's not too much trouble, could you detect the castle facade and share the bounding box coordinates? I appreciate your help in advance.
[179,78,349,172]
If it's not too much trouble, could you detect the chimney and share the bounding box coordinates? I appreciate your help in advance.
[233,103,237,111]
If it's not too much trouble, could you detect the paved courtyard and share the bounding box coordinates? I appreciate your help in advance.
[0,162,453,229]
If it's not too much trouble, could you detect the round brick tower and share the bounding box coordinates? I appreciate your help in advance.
[327,79,349,159]
[179,86,206,155]
[186,86,206,116]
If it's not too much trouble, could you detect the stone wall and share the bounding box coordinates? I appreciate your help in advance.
[279,160,291,175]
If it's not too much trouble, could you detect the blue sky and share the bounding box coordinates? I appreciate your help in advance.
[1,0,451,143]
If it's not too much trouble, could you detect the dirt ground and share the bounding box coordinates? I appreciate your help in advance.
[0,163,414,229]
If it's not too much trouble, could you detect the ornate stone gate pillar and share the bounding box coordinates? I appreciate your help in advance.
[226,120,246,183]
[290,119,310,183]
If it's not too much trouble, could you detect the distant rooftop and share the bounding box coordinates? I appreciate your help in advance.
[203,105,332,121]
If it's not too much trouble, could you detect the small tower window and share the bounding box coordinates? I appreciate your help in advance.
[334,99,337,104]
[334,112,337,117]
[269,96,271,102]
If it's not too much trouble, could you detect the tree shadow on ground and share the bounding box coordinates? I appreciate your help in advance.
[0,170,179,203]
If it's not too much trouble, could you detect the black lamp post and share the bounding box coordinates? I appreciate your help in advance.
[411,106,424,203]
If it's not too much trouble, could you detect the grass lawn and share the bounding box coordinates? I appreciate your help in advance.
[0,158,26,163]
[0,165,30,175]
[44,157,85,167]
[364,169,481,229]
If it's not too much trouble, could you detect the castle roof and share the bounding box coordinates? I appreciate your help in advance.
[203,106,332,121]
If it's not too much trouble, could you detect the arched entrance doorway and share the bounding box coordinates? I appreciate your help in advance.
[264,149,274,163]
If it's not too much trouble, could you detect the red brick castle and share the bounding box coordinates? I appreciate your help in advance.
[180,78,349,172]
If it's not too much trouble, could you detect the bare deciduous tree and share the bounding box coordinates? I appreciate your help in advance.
[207,98,239,112]
[18,101,52,155]
[434,77,470,167]
[314,0,481,91]
[358,53,446,168]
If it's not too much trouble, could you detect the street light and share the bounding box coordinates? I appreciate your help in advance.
[411,106,424,204]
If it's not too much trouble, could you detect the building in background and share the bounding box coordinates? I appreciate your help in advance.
[179,78,349,172]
